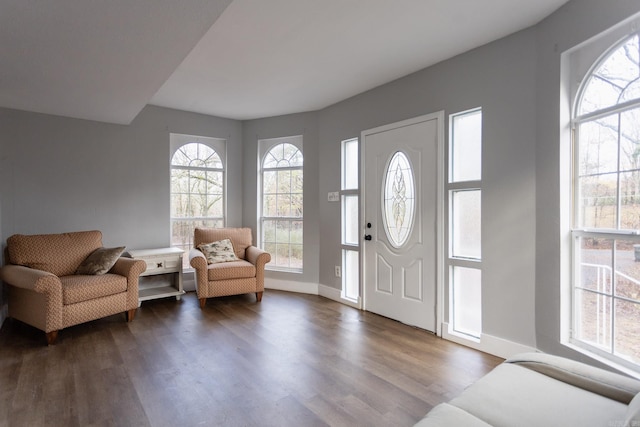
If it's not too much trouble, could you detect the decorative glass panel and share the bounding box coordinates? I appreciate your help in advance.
[171,142,222,168]
[263,143,302,168]
[382,151,415,247]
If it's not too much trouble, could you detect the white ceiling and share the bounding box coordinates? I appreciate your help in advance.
[0,0,570,124]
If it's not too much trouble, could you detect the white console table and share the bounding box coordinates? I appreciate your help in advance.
[129,247,185,303]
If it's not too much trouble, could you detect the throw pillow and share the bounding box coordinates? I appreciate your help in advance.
[75,246,125,275]
[198,239,239,264]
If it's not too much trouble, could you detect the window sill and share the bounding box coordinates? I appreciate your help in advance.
[564,341,640,380]
[266,267,303,274]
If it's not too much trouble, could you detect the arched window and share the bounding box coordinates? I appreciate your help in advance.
[572,33,640,369]
[171,135,226,265]
[259,136,303,271]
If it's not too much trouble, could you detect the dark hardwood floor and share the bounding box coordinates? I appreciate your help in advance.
[0,290,502,427]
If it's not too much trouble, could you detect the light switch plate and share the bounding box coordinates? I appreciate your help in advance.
[328,191,340,202]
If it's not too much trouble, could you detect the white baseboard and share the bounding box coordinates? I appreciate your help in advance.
[318,284,361,309]
[442,322,537,359]
[265,278,318,294]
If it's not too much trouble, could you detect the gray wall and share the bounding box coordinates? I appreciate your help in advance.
[317,28,538,347]
[535,0,640,362]
[242,112,320,285]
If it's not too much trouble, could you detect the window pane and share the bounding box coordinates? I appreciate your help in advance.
[451,110,482,182]
[452,266,482,338]
[275,220,291,243]
[291,169,303,194]
[574,288,612,352]
[342,195,359,245]
[263,195,277,217]
[171,194,188,218]
[262,220,276,244]
[263,171,277,194]
[620,171,640,230]
[578,237,613,294]
[171,169,189,193]
[578,173,617,229]
[263,143,302,168]
[277,195,292,216]
[343,249,359,301]
[291,194,303,217]
[451,190,481,259]
[206,171,223,195]
[383,151,415,247]
[277,170,292,193]
[578,117,619,176]
[171,143,222,168]
[614,240,640,300]
[342,138,358,190]
[579,35,640,115]
[206,196,223,217]
[615,299,640,364]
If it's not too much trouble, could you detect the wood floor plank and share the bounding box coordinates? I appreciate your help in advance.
[0,290,502,427]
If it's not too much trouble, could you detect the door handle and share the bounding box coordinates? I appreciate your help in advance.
[364,234,372,241]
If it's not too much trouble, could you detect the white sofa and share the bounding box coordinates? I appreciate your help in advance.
[415,352,640,427]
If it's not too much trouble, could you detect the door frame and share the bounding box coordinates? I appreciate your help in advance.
[360,111,445,336]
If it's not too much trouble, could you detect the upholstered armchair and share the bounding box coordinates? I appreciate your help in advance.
[189,227,271,308]
[0,230,146,345]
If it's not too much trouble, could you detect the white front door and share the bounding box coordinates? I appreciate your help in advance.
[362,112,443,332]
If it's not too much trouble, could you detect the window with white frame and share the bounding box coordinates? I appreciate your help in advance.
[447,108,482,339]
[571,32,640,369]
[170,134,226,268]
[341,138,359,302]
[259,136,303,271]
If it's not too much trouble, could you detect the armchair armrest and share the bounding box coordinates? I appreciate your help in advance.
[189,248,208,270]
[245,246,271,267]
[109,257,146,310]
[110,257,146,278]
[0,264,62,293]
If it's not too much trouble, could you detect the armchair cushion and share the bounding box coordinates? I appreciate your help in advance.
[207,260,256,280]
[197,239,239,264]
[60,274,128,305]
[75,246,125,275]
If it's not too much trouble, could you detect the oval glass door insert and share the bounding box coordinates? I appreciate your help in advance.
[382,151,415,247]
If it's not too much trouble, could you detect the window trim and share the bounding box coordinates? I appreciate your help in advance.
[170,134,227,270]
[568,31,640,373]
[446,107,483,342]
[340,137,360,304]
[258,135,304,273]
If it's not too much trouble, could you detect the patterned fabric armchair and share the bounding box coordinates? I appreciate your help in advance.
[1,230,146,345]
[189,227,271,308]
